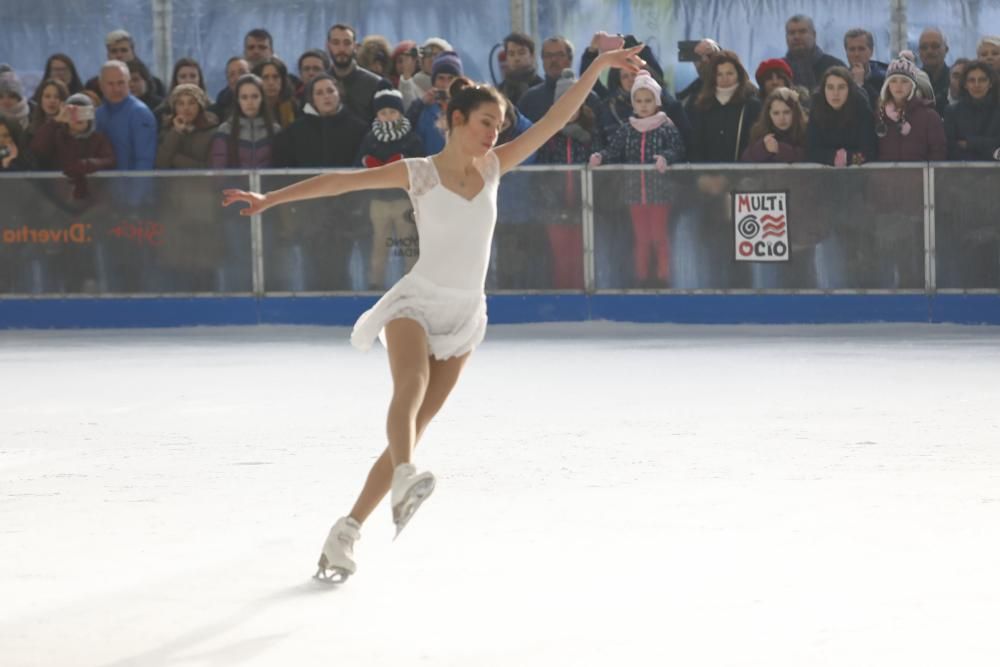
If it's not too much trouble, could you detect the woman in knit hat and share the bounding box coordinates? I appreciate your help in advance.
[875,58,946,161]
[410,51,464,155]
[590,69,685,287]
[754,58,812,109]
[357,89,425,288]
[691,51,761,162]
[155,84,220,169]
[222,39,647,582]
[0,67,32,133]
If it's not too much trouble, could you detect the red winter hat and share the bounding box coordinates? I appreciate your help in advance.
[755,58,793,89]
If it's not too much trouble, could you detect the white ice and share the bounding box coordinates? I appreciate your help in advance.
[2,322,999,667]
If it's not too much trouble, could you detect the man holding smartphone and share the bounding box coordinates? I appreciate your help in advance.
[407,51,464,155]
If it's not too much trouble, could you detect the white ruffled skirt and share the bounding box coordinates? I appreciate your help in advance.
[350,272,487,360]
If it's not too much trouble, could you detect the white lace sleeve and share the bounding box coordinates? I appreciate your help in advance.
[404,158,438,197]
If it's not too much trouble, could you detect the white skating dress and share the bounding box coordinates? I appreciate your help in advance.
[350,151,501,360]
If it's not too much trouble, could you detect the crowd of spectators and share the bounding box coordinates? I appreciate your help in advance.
[2,17,999,291]
[4,18,1000,181]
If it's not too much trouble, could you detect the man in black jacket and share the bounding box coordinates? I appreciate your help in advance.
[499,32,543,105]
[326,23,391,123]
[785,15,845,93]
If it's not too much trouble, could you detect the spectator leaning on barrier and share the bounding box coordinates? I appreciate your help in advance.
[356,88,425,289]
[690,51,761,162]
[0,67,32,133]
[0,115,34,171]
[327,23,389,123]
[785,15,846,92]
[253,57,301,129]
[590,70,685,288]
[273,75,368,168]
[155,84,220,169]
[943,60,1000,161]
[741,86,808,163]
[874,58,946,162]
[95,60,157,170]
[209,74,280,169]
[499,32,544,106]
[210,57,251,122]
[844,28,887,105]
[806,66,877,166]
[919,28,951,115]
[30,93,115,197]
[28,79,70,139]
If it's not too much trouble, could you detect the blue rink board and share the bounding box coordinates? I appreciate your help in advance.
[1,294,999,329]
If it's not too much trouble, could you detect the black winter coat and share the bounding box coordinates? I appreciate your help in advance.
[806,99,878,165]
[691,96,762,162]
[943,93,1000,160]
[272,109,369,168]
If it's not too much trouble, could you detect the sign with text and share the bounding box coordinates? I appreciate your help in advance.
[734,192,789,262]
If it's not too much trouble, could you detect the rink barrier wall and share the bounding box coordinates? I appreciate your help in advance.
[4,293,1000,328]
[3,163,1000,328]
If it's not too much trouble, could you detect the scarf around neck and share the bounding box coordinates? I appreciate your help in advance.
[715,84,739,106]
[629,111,671,132]
[372,117,412,143]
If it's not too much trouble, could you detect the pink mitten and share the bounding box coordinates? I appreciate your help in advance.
[834,148,848,167]
[589,153,603,167]
[654,155,668,173]
[596,32,625,53]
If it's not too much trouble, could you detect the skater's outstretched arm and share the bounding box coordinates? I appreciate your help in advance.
[221,161,409,217]
[494,42,647,174]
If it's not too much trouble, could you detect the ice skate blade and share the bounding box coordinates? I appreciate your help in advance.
[392,476,435,540]
[313,554,351,584]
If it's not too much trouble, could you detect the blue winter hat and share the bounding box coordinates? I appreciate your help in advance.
[431,51,463,82]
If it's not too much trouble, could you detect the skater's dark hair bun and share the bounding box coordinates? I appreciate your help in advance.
[446,77,506,131]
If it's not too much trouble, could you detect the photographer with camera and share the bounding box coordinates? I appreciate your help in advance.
[406,51,464,155]
[29,94,115,195]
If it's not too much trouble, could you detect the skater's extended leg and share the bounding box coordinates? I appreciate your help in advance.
[347,348,469,524]
[383,318,432,467]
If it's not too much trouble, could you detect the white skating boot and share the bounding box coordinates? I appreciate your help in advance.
[314,516,361,583]
[391,463,435,538]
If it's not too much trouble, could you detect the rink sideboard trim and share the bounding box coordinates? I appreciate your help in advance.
[2,294,1000,328]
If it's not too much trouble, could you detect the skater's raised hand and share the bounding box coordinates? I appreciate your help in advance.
[597,43,647,75]
[221,189,270,217]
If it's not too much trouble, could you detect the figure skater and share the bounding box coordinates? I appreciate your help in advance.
[222,36,645,583]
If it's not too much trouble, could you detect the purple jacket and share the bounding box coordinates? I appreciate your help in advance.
[876,98,947,162]
[740,134,807,163]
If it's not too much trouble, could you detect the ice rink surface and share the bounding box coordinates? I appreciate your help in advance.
[2,322,999,666]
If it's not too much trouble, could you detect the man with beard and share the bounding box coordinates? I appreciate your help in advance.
[499,32,543,105]
[327,23,390,123]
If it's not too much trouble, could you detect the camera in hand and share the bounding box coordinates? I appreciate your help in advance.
[0,146,10,160]
[677,40,701,62]
[434,89,448,102]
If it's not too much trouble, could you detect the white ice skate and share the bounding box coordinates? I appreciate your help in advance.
[391,463,435,539]
[314,516,361,583]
